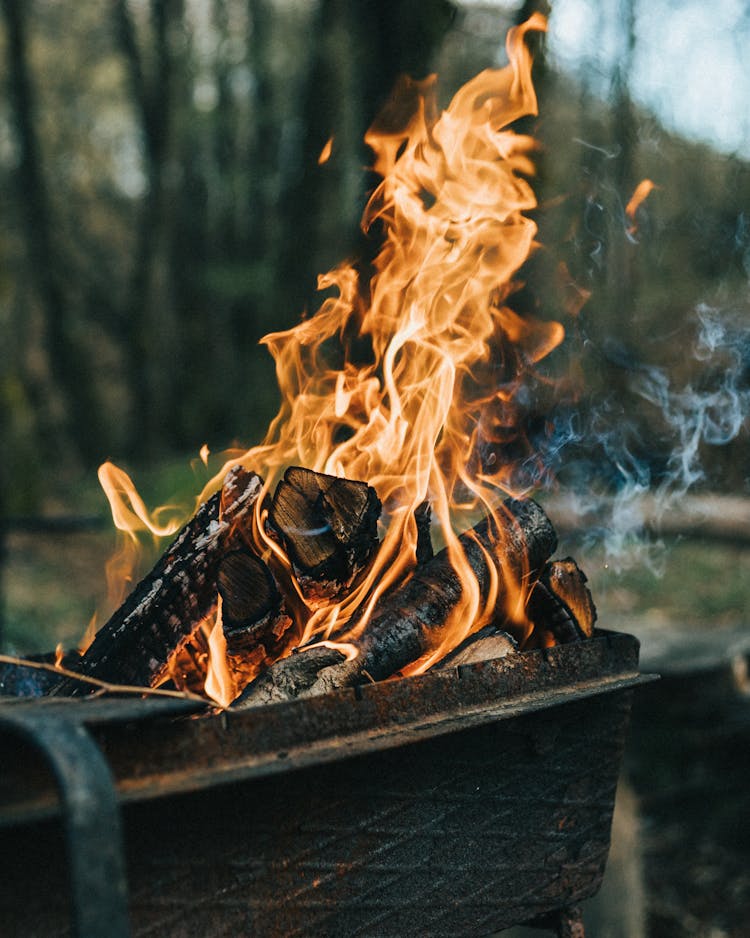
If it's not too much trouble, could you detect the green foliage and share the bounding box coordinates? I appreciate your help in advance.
[0,0,747,501]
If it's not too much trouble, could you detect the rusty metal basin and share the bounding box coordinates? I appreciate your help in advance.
[0,630,651,937]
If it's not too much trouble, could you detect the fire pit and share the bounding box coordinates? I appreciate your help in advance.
[0,15,658,936]
[0,631,650,937]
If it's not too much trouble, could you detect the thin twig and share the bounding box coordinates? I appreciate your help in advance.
[0,653,209,704]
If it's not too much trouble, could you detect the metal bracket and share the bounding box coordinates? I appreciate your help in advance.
[0,709,130,938]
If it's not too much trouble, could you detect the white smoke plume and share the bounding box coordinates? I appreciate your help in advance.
[543,303,750,569]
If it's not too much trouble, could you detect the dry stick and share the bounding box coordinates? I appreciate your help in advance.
[0,654,208,703]
[235,497,557,709]
[51,466,263,695]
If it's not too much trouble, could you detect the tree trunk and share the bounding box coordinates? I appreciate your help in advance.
[1,0,103,464]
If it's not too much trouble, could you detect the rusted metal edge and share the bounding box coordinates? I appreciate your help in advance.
[113,671,653,801]
[0,711,130,937]
[0,631,654,827]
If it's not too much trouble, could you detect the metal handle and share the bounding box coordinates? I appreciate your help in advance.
[0,709,130,938]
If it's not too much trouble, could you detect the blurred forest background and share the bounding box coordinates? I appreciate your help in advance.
[1,0,749,645]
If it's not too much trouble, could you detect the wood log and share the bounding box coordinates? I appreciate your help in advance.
[269,466,381,603]
[435,624,517,668]
[547,492,750,546]
[52,466,263,694]
[526,557,597,645]
[218,549,295,689]
[234,497,557,707]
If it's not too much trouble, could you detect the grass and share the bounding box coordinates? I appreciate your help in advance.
[2,529,115,654]
[578,539,750,630]
[1,452,225,655]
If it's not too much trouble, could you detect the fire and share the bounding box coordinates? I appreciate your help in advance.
[99,15,561,700]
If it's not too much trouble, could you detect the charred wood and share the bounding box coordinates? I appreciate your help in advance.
[414,500,434,565]
[526,557,597,645]
[52,466,263,694]
[269,466,381,602]
[235,497,556,707]
[0,650,82,698]
[237,643,352,706]
[352,499,556,681]
[218,549,295,687]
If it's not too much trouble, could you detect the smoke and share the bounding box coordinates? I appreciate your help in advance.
[534,303,750,569]
[647,306,748,488]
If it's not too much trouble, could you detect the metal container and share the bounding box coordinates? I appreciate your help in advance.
[0,631,650,937]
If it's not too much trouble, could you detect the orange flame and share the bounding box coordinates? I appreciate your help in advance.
[96,461,189,614]
[232,13,551,667]
[96,15,560,693]
[203,601,235,708]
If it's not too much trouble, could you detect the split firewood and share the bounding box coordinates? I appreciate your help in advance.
[435,624,517,669]
[234,497,557,708]
[218,549,295,687]
[52,466,263,694]
[269,466,381,603]
[526,557,597,645]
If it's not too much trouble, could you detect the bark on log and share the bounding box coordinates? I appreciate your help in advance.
[414,500,434,565]
[53,466,263,694]
[234,497,557,707]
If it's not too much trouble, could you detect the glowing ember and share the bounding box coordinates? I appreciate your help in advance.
[318,136,334,165]
[625,178,656,236]
[97,15,565,704]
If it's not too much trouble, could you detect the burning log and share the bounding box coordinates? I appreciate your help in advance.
[435,624,517,668]
[527,557,597,645]
[52,466,263,694]
[269,466,381,603]
[218,549,295,682]
[235,497,557,708]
